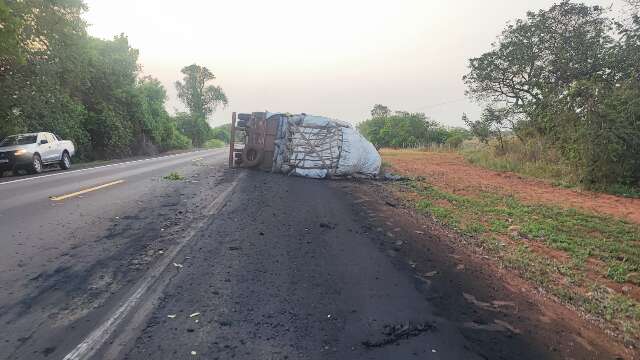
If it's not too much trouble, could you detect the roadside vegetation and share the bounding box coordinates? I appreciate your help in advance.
[460,1,640,193]
[358,104,472,149]
[361,1,640,195]
[0,1,229,161]
[365,0,640,345]
[163,172,185,181]
[382,149,640,343]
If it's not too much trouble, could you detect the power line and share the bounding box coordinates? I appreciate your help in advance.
[413,97,468,111]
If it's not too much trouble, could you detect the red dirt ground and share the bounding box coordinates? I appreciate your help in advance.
[382,150,640,224]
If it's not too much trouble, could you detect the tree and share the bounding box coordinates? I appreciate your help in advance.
[370,104,391,118]
[174,112,211,148]
[0,0,21,61]
[463,1,615,135]
[175,64,228,120]
[0,1,199,160]
[210,124,230,143]
[359,106,454,148]
[463,112,491,144]
[464,0,640,188]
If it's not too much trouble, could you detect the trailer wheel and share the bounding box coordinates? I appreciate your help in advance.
[242,146,263,168]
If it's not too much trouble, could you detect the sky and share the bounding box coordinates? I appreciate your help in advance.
[83,0,626,128]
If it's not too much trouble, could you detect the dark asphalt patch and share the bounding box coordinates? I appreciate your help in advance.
[362,322,436,348]
[124,171,482,360]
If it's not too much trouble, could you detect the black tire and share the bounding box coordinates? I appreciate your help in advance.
[30,154,43,174]
[241,146,264,168]
[60,151,71,170]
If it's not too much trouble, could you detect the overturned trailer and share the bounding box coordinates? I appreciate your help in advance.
[229,112,381,178]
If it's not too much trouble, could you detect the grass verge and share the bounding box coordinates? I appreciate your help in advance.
[395,178,640,343]
[460,141,640,198]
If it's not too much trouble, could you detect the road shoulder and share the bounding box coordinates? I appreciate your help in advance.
[345,178,634,359]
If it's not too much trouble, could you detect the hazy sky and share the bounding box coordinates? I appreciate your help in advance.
[83,0,625,127]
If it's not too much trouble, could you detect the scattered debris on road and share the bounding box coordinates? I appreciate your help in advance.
[463,293,516,313]
[382,172,406,181]
[362,322,435,348]
[424,270,438,277]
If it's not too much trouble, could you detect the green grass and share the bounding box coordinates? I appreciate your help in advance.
[163,172,185,181]
[203,139,226,149]
[460,141,640,198]
[399,178,640,339]
[461,146,576,184]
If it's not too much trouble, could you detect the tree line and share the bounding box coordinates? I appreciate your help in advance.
[0,0,228,160]
[463,0,640,189]
[358,104,472,149]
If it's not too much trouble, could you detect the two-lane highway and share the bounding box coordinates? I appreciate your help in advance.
[0,149,233,359]
[0,148,616,360]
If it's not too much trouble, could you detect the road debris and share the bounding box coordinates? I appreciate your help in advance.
[319,222,336,229]
[385,200,398,208]
[463,293,517,313]
[362,322,435,348]
[463,320,521,335]
[383,172,406,181]
[423,270,438,277]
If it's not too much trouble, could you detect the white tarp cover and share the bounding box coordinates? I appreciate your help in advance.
[270,113,381,179]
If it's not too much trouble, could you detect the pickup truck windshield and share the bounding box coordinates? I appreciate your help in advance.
[0,135,37,146]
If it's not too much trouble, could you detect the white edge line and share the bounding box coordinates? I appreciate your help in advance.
[0,148,224,186]
[63,171,244,360]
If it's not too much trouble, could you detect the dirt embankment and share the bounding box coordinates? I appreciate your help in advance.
[383,150,640,224]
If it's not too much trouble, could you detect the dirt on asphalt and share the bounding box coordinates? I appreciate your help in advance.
[348,179,633,359]
[0,154,232,360]
[123,170,629,359]
[382,149,640,224]
[5,156,633,359]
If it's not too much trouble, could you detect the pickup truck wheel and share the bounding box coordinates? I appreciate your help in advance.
[60,152,71,170]
[30,154,42,174]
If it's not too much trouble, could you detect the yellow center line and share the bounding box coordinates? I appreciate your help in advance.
[49,179,125,201]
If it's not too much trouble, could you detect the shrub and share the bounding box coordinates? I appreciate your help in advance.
[203,138,225,149]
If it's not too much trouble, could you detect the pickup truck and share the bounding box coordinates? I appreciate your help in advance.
[0,132,75,176]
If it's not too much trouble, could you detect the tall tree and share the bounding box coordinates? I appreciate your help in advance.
[370,104,391,118]
[463,1,615,134]
[464,0,640,188]
[175,64,228,120]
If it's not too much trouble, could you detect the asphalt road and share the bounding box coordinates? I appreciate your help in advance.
[0,149,581,359]
[0,149,230,359]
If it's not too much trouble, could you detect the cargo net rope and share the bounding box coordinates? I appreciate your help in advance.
[284,122,344,177]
